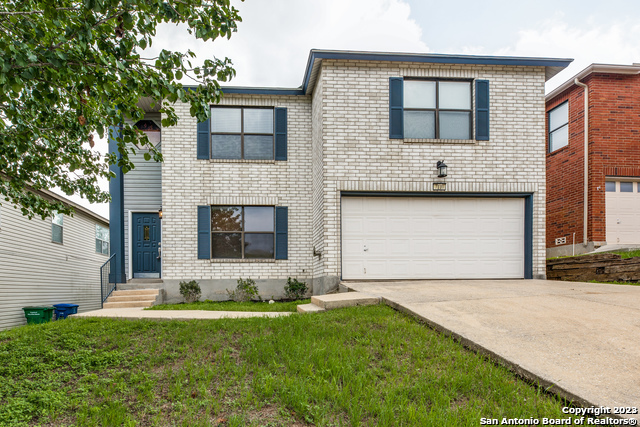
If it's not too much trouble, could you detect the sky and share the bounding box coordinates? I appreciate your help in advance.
[60,0,640,219]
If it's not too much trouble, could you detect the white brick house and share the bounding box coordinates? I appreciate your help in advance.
[110,50,572,301]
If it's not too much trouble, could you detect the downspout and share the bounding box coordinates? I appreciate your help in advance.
[574,78,588,246]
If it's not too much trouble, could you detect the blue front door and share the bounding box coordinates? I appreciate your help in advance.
[132,213,161,278]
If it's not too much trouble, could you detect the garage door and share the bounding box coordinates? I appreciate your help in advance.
[341,196,525,280]
[606,180,640,244]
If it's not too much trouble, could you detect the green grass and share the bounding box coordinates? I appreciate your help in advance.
[0,306,579,426]
[589,280,640,286]
[548,248,640,260]
[147,299,310,312]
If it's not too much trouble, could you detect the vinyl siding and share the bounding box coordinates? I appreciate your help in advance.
[123,141,162,279]
[0,201,109,330]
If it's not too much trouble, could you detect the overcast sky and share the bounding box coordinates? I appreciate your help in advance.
[62,0,640,218]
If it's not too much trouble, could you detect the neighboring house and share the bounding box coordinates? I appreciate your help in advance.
[0,188,110,330]
[546,63,640,257]
[110,49,572,301]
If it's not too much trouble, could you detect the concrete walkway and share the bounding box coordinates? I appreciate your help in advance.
[75,307,292,320]
[343,279,640,420]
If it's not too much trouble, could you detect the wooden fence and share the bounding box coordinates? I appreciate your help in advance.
[547,253,640,282]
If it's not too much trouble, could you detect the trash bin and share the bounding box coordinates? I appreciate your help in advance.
[22,307,55,324]
[53,304,79,320]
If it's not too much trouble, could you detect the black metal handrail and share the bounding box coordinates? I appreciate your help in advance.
[100,254,117,306]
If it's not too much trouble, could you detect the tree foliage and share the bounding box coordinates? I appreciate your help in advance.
[0,0,241,219]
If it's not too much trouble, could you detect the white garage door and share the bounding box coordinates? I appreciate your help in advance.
[341,196,525,280]
[606,180,640,244]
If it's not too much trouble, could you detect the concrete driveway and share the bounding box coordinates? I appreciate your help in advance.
[343,279,640,419]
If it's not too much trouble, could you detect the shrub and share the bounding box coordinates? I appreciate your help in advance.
[227,277,260,302]
[284,277,308,300]
[179,280,201,303]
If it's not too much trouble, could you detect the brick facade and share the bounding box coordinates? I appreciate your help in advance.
[546,71,640,252]
[123,51,563,298]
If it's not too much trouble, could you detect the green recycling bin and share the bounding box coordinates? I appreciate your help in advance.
[22,307,55,324]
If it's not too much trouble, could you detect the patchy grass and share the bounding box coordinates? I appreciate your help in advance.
[589,280,640,286]
[0,306,579,426]
[548,249,640,261]
[147,299,310,312]
[617,249,640,259]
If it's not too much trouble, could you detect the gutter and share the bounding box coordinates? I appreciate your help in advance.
[574,78,589,246]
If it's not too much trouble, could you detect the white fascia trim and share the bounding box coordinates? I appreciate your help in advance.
[546,64,640,101]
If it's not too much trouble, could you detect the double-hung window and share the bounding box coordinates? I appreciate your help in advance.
[96,224,109,254]
[404,79,472,140]
[548,101,568,152]
[51,212,63,244]
[211,206,275,259]
[211,107,274,160]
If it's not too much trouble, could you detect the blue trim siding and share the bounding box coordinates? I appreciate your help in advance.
[197,118,210,159]
[475,80,490,141]
[221,87,305,96]
[389,77,404,139]
[302,50,573,93]
[108,125,126,283]
[274,108,288,161]
[197,206,211,259]
[340,191,534,280]
[275,207,288,260]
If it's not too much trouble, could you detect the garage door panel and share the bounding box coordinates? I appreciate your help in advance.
[342,196,525,280]
[606,180,640,244]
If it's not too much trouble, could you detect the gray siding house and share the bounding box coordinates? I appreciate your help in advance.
[0,188,110,330]
[109,49,572,302]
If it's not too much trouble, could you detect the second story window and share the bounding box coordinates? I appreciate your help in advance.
[211,107,274,160]
[51,212,63,244]
[548,101,568,152]
[404,80,472,140]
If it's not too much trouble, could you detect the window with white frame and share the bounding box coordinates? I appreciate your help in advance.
[211,206,275,259]
[404,79,472,140]
[96,224,109,254]
[548,101,568,152]
[210,107,274,160]
[51,212,63,243]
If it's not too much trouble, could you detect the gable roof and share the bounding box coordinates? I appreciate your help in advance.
[545,63,640,101]
[221,49,573,96]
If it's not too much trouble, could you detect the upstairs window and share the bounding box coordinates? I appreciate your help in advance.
[211,107,274,160]
[96,224,110,254]
[404,80,472,140]
[548,101,568,152]
[51,212,63,244]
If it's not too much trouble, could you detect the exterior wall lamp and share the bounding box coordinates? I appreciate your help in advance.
[437,161,448,178]
[158,208,163,219]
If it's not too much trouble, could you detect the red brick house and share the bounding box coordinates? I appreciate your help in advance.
[546,63,640,257]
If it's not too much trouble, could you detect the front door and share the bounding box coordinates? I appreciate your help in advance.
[132,213,161,278]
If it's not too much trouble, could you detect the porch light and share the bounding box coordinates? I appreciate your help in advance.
[436,161,448,178]
[159,208,163,219]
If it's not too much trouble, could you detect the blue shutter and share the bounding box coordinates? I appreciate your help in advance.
[475,80,490,141]
[197,206,211,259]
[274,107,287,161]
[197,118,210,159]
[275,206,288,260]
[389,77,404,139]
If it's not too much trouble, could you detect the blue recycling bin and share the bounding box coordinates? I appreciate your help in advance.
[53,304,79,320]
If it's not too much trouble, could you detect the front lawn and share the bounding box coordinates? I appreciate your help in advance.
[147,299,310,312]
[0,306,577,426]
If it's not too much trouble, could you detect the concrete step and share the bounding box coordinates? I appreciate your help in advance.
[311,293,380,310]
[297,303,326,314]
[106,295,158,303]
[103,301,154,308]
[111,289,159,297]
